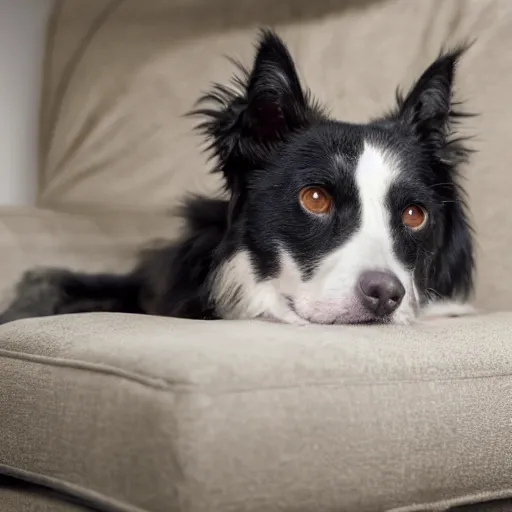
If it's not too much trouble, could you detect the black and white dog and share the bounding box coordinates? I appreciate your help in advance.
[0,30,475,326]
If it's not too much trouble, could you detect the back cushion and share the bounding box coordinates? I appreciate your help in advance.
[41,0,512,311]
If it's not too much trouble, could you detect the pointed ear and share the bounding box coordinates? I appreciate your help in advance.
[397,46,469,148]
[243,29,311,140]
[191,29,324,191]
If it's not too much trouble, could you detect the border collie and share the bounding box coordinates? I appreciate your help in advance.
[0,30,475,326]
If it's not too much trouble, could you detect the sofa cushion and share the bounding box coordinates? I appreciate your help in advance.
[1,312,512,512]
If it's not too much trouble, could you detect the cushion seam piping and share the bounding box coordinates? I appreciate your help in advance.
[387,488,512,511]
[0,463,151,512]
[2,347,512,395]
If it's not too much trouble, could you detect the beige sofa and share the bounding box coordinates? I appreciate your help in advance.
[1,1,512,511]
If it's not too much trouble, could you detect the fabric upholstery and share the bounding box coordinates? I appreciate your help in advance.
[1,312,512,512]
[40,0,512,310]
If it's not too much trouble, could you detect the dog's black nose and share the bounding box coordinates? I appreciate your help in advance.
[358,271,405,317]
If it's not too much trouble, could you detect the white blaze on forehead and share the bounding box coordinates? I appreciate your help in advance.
[321,141,403,275]
[355,142,398,253]
[349,141,408,281]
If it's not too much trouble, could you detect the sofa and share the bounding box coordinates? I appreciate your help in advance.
[1,0,512,511]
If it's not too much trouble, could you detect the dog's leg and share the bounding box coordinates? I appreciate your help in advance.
[0,268,143,325]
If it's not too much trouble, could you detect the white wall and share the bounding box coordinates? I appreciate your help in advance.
[0,0,54,205]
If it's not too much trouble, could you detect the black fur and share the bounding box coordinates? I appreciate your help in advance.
[0,30,475,325]
[387,45,475,303]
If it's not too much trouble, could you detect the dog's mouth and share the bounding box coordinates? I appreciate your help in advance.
[345,317,391,326]
[283,295,392,326]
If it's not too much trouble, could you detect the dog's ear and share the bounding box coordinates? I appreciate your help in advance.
[191,29,324,192]
[397,46,470,154]
[242,30,314,140]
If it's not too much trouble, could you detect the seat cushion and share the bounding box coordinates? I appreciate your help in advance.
[1,312,512,511]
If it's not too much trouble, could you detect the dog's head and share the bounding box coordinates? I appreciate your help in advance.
[193,30,475,325]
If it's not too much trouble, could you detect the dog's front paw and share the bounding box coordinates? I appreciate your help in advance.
[260,310,310,326]
[416,300,477,323]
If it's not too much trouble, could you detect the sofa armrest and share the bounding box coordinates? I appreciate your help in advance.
[0,206,179,304]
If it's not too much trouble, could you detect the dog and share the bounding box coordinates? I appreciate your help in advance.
[0,30,475,326]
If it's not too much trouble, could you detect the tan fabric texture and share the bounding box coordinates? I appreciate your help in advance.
[40,0,512,310]
[1,312,512,512]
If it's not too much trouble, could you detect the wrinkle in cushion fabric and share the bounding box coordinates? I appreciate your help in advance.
[1,312,512,512]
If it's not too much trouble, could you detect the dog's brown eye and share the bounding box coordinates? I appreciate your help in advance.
[299,187,333,215]
[402,204,428,230]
